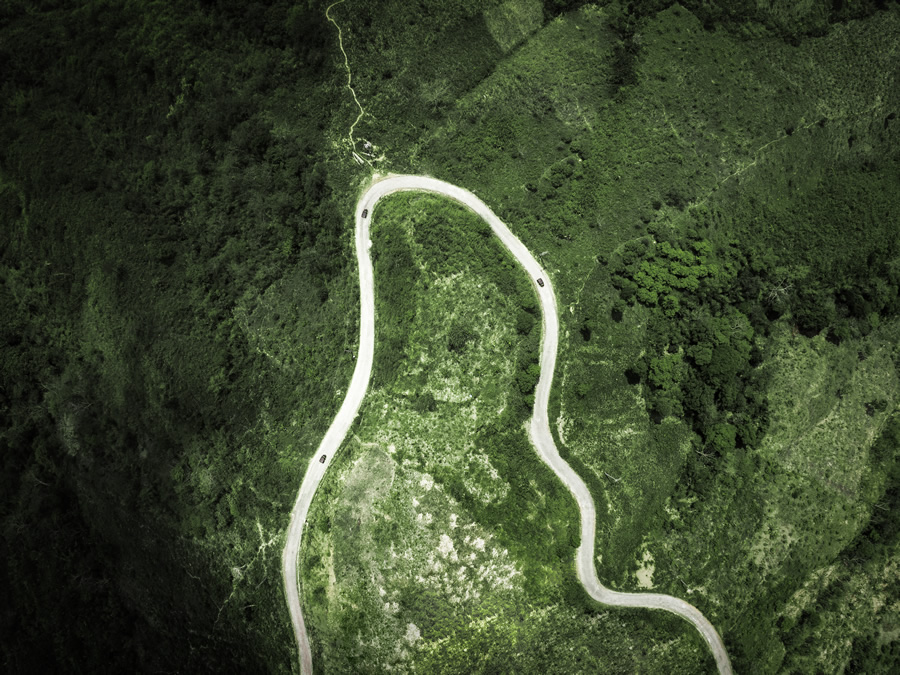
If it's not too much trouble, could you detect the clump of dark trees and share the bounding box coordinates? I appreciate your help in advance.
[606,224,769,461]
[606,159,900,463]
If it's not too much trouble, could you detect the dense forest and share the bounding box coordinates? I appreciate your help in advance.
[605,156,900,458]
[1,1,354,671]
[2,0,899,673]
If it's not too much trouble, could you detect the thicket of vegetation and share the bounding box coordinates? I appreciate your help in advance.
[299,193,712,673]
[369,195,575,584]
[607,231,769,452]
[603,156,900,459]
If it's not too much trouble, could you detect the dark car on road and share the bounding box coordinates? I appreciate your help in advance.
[319,454,327,463]
[361,209,368,218]
[537,278,545,287]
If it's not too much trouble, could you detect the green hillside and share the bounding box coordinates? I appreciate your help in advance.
[2,1,898,673]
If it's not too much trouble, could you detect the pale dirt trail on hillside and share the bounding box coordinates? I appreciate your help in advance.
[282,174,733,674]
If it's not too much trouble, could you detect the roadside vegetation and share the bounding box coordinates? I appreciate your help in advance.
[300,193,712,673]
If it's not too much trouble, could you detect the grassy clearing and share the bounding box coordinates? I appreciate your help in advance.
[485,0,545,53]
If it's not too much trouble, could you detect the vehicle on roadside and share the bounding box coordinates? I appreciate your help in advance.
[537,278,545,287]
[361,209,368,218]
[319,454,327,463]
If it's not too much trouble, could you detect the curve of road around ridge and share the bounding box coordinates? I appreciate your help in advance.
[281,173,733,675]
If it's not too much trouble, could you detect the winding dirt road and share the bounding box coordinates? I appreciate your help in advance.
[282,174,732,674]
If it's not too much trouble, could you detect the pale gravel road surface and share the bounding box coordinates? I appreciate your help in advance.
[282,174,732,674]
